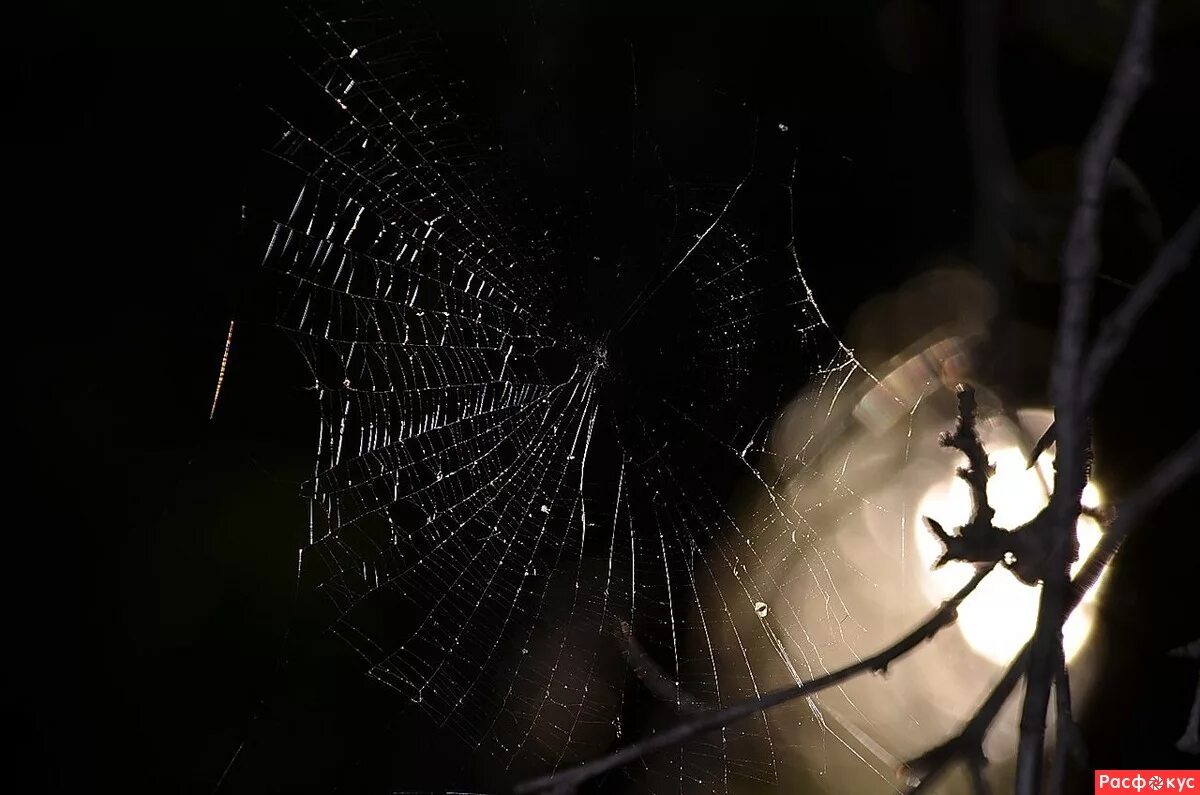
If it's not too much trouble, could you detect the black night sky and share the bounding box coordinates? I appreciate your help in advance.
[11,1,1199,792]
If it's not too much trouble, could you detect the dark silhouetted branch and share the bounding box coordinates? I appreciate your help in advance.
[1026,424,1058,470]
[513,564,995,795]
[1017,1,1160,790]
[520,401,1200,795]
[514,2,1191,781]
[516,381,1008,793]
[968,756,994,795]
[1026,204,1200,469]
[939,385,996,528]
[1049,652,1087,795]
[906,650,1024,794]
[905,425,1200,793]
[1081,204,1200,403]
[922,384,1008,566]
[515,392,1198,795]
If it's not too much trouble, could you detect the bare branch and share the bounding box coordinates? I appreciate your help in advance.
[1026,204,1200,469]
[1049,0,1158,495]
[924,384,1013,567]
[907,425,1200,792]
[1026,423,1058,469]
[1087,427,1200,561]
[527,412,1197,795]
[1049,653,1087,795]
[520,410,1197,795]
[906,650,1023,794]
[1018,2,1160,790]
[941,384,996,529]
[917,387,1083,584]
[513,564,995,795]
[1082,204,1200,405]
[967,754,993,795]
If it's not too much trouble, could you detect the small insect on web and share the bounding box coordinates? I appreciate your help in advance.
[251,2,889,791]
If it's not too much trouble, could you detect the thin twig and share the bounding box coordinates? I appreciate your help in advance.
[941,384,996,530]
[907,651,1025,794]
[1049,650,1087,795]
[516,384,1003,793]
[515,413,1200,794]
[515,394,1198,795]
[923,384,1005,566]
[513,565,995,794]
[907,426,1200,792]
[1075,430,1199,597]
[1045,0,1158,500]
[1017,2,1159,791]
[1081,203,1200,406]
[1026,205,1200,468]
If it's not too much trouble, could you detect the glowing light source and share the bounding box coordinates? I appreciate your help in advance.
[914,445,1106,665]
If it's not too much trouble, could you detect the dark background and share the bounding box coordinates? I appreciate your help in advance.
[10,0,1199,792]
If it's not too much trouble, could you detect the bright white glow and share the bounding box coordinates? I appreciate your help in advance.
[915,446,1106,665]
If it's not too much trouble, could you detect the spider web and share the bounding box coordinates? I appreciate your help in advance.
[253,3,895,791]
